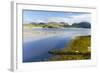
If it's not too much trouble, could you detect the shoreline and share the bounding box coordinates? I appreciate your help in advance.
[48,35,91,61]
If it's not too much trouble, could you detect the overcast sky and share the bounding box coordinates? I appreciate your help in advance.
[23,10,91,25]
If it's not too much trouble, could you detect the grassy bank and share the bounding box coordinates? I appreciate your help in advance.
[49,35,91,61]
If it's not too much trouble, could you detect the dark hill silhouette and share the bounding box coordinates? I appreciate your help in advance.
[72,22,91,28]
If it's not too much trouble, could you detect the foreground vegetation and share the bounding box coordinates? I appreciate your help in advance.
[48,35,91,61]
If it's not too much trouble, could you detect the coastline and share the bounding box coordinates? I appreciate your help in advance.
[48,35,91,61]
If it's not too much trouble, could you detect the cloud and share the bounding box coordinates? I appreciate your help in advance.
[45,14,91,25]
[46,17,70,23]
[69,14,91,24]
[23,11,91,25]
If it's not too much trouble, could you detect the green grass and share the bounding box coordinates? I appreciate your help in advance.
[43,24,61,28]
[23,23,68,28]
[24,24,44,28]
[66,35,91,53]
[49,35,91,61]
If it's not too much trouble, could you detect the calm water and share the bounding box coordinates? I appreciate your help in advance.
[23,28,91,62]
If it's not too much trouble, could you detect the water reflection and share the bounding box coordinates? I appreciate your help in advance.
[23,28,91,62]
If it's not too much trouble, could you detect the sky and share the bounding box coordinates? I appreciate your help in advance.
[23,10,91,25]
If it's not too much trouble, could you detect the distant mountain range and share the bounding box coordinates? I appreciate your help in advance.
[24,22,91,28]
